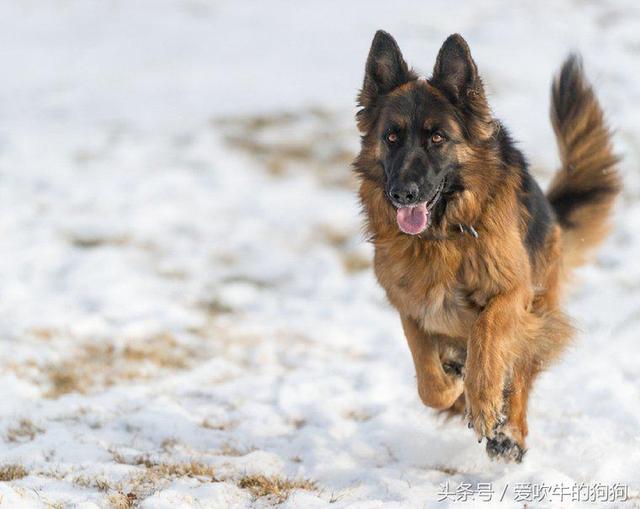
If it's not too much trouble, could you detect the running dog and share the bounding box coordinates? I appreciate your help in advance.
[353,31,620,461]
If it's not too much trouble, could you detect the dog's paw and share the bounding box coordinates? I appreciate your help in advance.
[486,431,525,463]
[464,390,505,441]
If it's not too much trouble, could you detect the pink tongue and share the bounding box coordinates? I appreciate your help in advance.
[397,202,429,235]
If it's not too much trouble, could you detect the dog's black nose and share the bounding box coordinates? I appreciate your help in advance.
[390,182,419,205]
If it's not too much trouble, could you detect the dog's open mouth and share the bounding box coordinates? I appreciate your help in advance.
[395,179,445,235]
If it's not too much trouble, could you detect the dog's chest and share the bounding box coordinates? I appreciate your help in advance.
[374,241,479,337]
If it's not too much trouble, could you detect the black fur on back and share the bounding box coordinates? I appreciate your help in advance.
[520,171,555,256]
[495,123,555,258]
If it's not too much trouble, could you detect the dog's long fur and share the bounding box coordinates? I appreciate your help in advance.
[353,32,620,461]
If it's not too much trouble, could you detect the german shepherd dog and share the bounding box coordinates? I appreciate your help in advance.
[354,31,620,462]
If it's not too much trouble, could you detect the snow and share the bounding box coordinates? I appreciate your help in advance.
[0,1,639,507]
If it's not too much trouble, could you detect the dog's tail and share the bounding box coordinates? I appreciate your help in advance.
[547,55,621,271]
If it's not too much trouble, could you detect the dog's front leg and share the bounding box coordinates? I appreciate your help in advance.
[464,288,528,441]
[401,315,463,410]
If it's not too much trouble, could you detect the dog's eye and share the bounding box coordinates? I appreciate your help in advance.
[386,132,398,144]
[431,133,445,144]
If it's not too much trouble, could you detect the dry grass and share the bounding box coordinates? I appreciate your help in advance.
[341,251,371,273]
[344,409,371,422]
[200,297,235,316]
[432,465,459,475]
[150,461,218,480]
[215,108,357,189]
[113,453,218,481]
[5,418,45,442]
[121,335,191,369]
[217,443,249,457]
[20,454,321,507]
[107,492,137,509]
[160,438,181,452]
[68,233,130,249]
[85,454,221,507]
[29,327,59,340]
[290,418,306,430]
[201,418,235,431]
[220,274,274,289]
[319,225,350,247]
[0,464,28,481]
[238,474,318,503]
[47,370,84,397]
[319,224,371,273]
[44,333,198,398]
[73,475,111,492]
[124,462,218,506]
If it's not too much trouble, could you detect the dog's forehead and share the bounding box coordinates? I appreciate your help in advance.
[382,81,454,127]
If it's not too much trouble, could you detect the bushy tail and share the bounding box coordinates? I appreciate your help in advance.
[547,55,621,270]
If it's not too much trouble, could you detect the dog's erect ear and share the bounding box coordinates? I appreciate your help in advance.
[431,34,481,103]
[358,30,413,108]
[431,34,494,139]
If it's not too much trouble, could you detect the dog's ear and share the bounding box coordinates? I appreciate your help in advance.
[358,30,413,109]
[431,34,494,138]
[432,34,481,104]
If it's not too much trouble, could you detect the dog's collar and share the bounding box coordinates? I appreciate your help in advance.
[420,224,479,241]
[458,224,479,238]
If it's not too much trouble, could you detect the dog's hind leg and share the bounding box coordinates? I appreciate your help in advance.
[437,344,467,418]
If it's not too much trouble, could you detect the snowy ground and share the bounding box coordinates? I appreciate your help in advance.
[1,1,640,508]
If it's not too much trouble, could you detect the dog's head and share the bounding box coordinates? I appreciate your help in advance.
[355,32,498,236]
